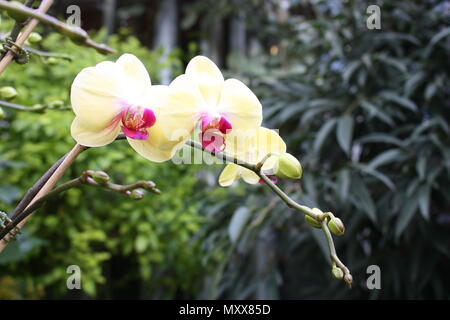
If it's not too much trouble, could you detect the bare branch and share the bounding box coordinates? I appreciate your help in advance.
[0,0,115,55]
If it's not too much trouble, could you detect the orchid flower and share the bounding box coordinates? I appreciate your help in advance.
[219,127,287,186]
[70,54,184,162]
[158,56,263,152]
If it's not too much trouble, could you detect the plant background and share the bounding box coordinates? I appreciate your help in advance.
[0,0,449,299]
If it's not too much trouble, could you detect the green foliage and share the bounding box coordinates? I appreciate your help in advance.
[0,18,211,298]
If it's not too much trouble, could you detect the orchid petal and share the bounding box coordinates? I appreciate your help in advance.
[217,78,262,131]
[185,56,224,107]
[70,61,124,128]
[218,163,241,187]
[71,116,121,147]
[116,53,152,100]
[158,74,203,142]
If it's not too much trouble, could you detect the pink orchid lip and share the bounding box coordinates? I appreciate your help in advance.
[200,113,232,134]
[199,113,232,151]
[200,130,226,153]
[117,102,156,140]
[120,126,148,140]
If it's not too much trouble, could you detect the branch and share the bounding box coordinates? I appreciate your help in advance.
[185,139,353,287]
[0,100,70,112]
[6,0,35,46]
[0,0,115,55]
[0,170,160,242]
[24,46,73,61]
[0,0,53,76]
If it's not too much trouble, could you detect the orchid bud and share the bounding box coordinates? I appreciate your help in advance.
[0,86,17,100]
[328,217,345,236]
[274,153,302,180]
[332,267,344,280]
[0,107,4,119]
[49,100,64,108]
[46,57,59,65]
[90,171,109,184]
[28,32,42,43]
[344,273,353,288]
[129,189,144,200]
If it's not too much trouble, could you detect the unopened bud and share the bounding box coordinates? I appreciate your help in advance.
[305,215,321,229]
[328,217,345,236]
[0,107,4,119]
[28,32,42,43]
[129,189,144,200]
[49,100,64,108]
[90,171,109,184]
[274,153,302,179]
[344,273,353,288]
[0,86,17,100]
[332,267,344,280]
[46,57,59,65]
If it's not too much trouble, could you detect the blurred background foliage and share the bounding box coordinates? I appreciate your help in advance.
[0,0,450,299]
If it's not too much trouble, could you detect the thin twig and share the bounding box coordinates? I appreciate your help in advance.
[0,100,70,112]
[0,0,115,55]
[0,171,160,241]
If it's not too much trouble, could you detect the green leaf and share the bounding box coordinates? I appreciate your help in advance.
[336,115,354,154]
[418,185,430,221]
[337,169,350,202]
[228,207,251,243]
[367,149,402,170]
[313,118,336,153]
[395,195,419,239]
[358,133,403,146]
[357,165,395,190]
[380,91,417,111]
[342,61,361,83]
[350,178,376,222]
[135,235,148,253]
[404,72,425,97]
[359,100,394,126]
[424,27,450,58]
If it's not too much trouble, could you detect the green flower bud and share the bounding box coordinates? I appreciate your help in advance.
[0,86,17,100]
[7,1,28,23]
[274,153,302,179]
[46,57,59,65]
[344,273,353,288]
[129,189,144,200]
[90,171,110,184]
[328,217,345,236]
[49,100,64,108]
[28,32,42,43]
[305,215,321,229]
[0,107,4,119]
[331,267,344,280]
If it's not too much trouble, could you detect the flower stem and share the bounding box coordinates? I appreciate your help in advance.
[186,139,352,287]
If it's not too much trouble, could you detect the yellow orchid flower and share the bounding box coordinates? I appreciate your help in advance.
[158,56,263,152]
[70,53,184,162]
[219,127,286,186]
